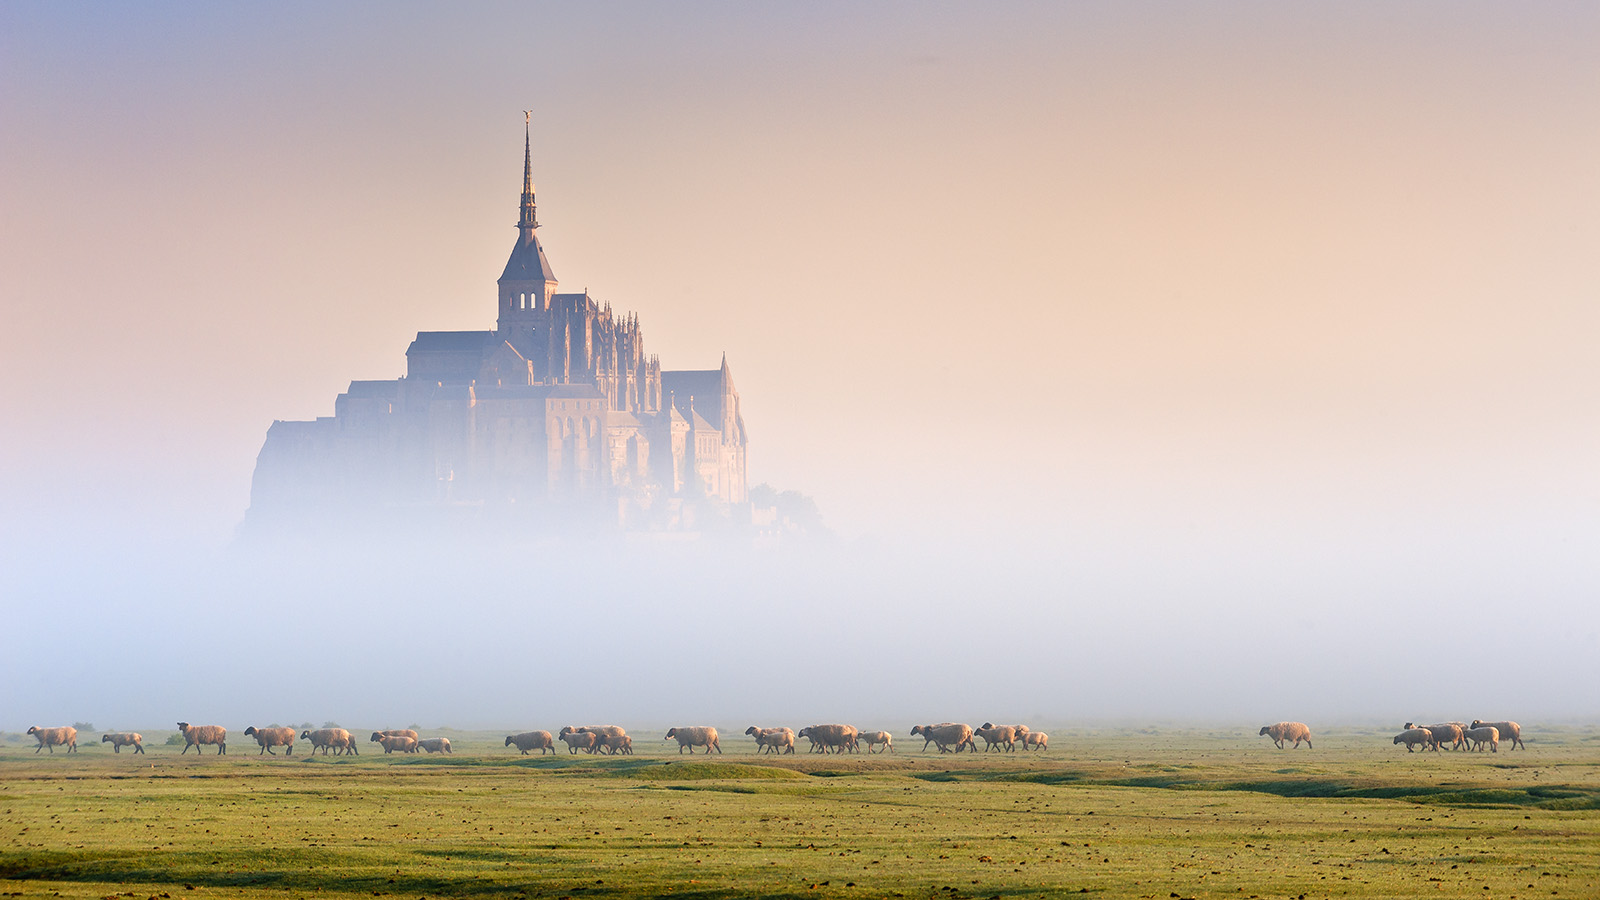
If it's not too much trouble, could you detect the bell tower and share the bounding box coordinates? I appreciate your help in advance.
[497,112,558,360]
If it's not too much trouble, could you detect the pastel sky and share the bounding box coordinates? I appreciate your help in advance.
[2,3,1596,726]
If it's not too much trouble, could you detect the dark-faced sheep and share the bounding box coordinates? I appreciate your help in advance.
[910,723,974,753]
[1470,720,1524,751]
[506,731,555,755]
[1393,728,1431,752]
[975,723,1018,752]
[177,722,227,755]
[101,732,143,754]
[1407,722,1464,752]
[418,737,452,754]
[797,724,858,754]
[665,726,721,754]
[370,732,418,754]
[1258,722,1312,749]
[744,726,795,755]
[243,726,296,756]
[301,728,357,755]
[27,726,77,754]
[1021,732,1048,751]
[559,730,600,754]
[1464,725,1499,753]
[376,729,419,742]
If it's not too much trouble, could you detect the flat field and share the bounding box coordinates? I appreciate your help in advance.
[2,727,1597,899]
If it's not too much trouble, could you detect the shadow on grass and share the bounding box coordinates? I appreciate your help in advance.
[908,769,1600,809]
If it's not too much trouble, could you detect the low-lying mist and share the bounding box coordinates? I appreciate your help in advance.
[5,509,1596,735]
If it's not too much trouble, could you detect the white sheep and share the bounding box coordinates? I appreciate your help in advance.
[857,731,894,753]
[1470,720,1524,751]
[559,730,600,754]
[665,726,722,754]
[101,732,143,754]
[177,722,227,755]
[418,737,452,754]
[602,733,634,755]
[1464,725,1499,753]
[300,728,357,756]
[27,726,77,754]
[1407,722,1464,752]
[376,728,420,742]
[243,726,297,756]
[744,726,795,755]
[1021,731,1048,751]
[1393,728,1431,752]
[369,732,419,754]
[506,731,555,755]
[910,723,974,753]
[796,724,858,754]
[1258,722,1313,749]
[975,723,1018,753]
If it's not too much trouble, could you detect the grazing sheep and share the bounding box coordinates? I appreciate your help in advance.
[1258,722,1313,749]
[559,730,600,754]
[1021,731,1048,751]
[910,723,974,753]
[665,726,722,754]
[858,731,894,754]
[1393,728,1432,752]
[417,737,452,754]
[243,726,297,756]
[369,732,419,754]
[177,722,227,755]
[744,726,796,755]
[1464,725,1500,753]
[101,732,144,754]
[300,728,357,756]
[975,723,1019,753]
[505,731,556,755]
[26,726,77,754]
[1470,720,1524,751]
[796,724,858,754]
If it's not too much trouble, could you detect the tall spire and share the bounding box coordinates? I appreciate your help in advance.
[518,110,538,240]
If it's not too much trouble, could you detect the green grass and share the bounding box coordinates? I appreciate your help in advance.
[2,728,1598,898]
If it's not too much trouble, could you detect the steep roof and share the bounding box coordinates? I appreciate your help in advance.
[499,233,556,285]
[407,331,496,354]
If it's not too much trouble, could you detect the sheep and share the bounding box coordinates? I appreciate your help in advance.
[910,723,974,754]
[417,737,452,754]
[1470,720,1524,751]
[505,731,556,755]
[101,732,144,754]
[1393,728,1432,752]
[559,730,600,754]
[1257,722,1313,749]
[369,732,419,754]
[858,731,894,753]
[1022,731,1048,751]
[566,725,628,753]
[376,729,420,742]
[300,728,357,756]
[177,722,227,755]
[1464,725,1499,753]
[243,726,297,756]
[26,726,77,754]
[665,726,722,754]
[796,724,858,754]
[1407,722,1464,752]
[744,726,796,755]
[975,723,1018,753]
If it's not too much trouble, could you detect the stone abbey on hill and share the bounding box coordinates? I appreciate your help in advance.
[247,123,748,531]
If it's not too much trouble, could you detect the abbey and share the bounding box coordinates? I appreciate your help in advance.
[247,123,748,530]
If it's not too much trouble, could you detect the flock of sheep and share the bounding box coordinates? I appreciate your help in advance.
[22,719,1523,757]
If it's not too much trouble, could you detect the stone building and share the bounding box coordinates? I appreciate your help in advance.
[247,122,748,531]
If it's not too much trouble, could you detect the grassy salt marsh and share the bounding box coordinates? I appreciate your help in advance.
[2,727,1598,899]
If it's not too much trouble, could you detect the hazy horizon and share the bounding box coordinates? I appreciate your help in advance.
[2,3,1596,729]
